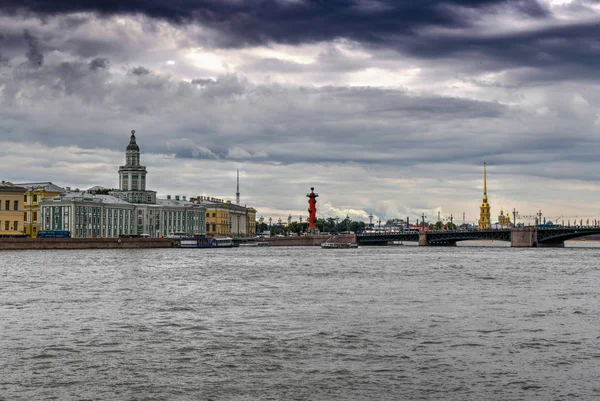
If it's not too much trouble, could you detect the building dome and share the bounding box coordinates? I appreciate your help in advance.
[127,130,140,151]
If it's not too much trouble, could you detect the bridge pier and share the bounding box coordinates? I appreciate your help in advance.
[511,228,538,247]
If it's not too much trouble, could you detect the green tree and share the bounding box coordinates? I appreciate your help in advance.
[444,222,456,230]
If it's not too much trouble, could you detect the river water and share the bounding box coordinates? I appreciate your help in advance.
[1,245,599,400]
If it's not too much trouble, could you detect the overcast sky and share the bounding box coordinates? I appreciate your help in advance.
[1,0,600,224]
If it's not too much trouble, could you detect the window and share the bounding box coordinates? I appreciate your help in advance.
[24,195,27,202]
[14,221,18,231]
[5,200,9,210]
[212,213,216,217]
[33,194,38,203]
[33,211,38,222]
[5,221,9,230]
[14,200,18,211]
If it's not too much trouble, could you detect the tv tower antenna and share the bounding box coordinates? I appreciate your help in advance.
[236,169,240,205]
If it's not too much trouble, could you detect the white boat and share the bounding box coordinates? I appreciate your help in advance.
[239,241,269,247]
[321,242,358,249]
[215,237,235,247]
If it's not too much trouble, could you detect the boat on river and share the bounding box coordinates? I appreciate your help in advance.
[321,242,358,249]
[239,241,270,247]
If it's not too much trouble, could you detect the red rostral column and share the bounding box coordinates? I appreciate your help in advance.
[307,187,319,234]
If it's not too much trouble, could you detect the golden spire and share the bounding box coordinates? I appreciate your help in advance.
[482,161,488,202]
[478,161,491,230]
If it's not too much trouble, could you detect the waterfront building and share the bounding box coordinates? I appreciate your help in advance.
[498,208,511,228]
[16,182,65,237]
[0,181,26,237]
[40,192,136,238]
[190,196,257,237]
[477,162,491,230]
[40,131,206,238]
[40,192,206,238]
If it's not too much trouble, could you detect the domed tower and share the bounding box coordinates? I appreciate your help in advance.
[111,130,156,204]
[119,130,147,192]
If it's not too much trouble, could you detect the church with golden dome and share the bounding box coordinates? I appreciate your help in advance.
[498,208,511,227]
[477,162,491,230]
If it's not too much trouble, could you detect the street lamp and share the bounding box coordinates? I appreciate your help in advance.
[259,216,264,234]
[369,214,373,228]
[269,217,272,235]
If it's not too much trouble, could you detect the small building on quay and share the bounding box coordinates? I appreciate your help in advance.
[0,181,26,237]
[39,131,206,238]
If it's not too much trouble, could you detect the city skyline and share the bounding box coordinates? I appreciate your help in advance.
[1,1,600,223]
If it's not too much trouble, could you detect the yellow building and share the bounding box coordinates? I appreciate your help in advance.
[190,196,257,237]
[17,182,65,237]
[477,162,491,230]
[246,207,256,236]
[190,196,231,236]
[498,208,511,228]
[0,181,26,237]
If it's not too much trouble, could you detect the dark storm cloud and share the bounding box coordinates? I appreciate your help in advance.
[23,29,43,67]
[89,57,109,70]
[0,1,548,47]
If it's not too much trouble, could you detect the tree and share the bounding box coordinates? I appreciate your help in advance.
[434,221,443,230]
[444,222,457,230]
[257,222,268,233]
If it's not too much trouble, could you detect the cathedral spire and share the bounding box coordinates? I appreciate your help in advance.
[483,161,487,196]
[478,161,491,230]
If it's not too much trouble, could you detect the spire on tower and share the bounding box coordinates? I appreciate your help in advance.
[236,169,240,205]
[483,161,487,196]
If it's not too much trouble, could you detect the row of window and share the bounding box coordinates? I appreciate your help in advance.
[23,194,39,203]
[0,200,19,211]
[0,221,19,231]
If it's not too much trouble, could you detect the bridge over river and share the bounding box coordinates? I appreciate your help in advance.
[357,227,600,247]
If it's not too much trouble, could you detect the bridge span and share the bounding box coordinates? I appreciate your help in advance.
[357,227,600,247]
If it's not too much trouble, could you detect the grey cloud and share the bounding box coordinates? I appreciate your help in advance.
[3,54,598,179]
[132,66,150,75]
[191,78,216,86]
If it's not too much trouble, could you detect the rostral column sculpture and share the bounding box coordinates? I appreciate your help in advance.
[307,187,319,234]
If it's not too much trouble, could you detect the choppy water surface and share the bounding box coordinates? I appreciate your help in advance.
[1,246,600,400]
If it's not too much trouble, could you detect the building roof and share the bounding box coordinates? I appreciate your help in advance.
[15,182,66,193]
[156,198,206,209]
[0,181,27,193]
[53,191,133,205]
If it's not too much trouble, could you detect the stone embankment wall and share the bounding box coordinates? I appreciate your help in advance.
[264,235,334,246]
[321,233,357,245]
[0,238,176,250]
